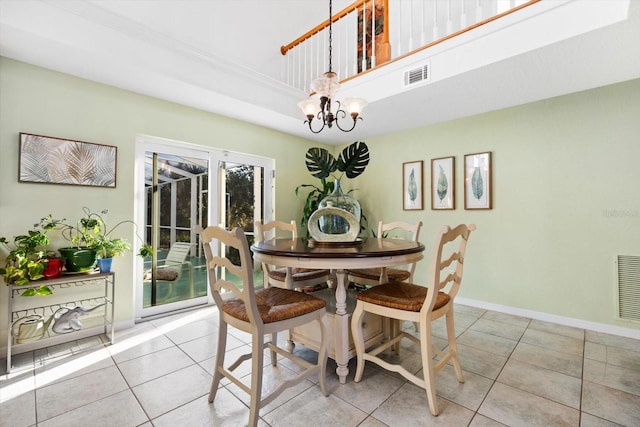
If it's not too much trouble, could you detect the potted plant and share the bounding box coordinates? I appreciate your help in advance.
[60,207,152,273]
[0,215,64,295]
[295,141,371,236]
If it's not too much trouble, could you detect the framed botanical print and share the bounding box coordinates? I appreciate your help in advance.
[431,156,455,210]
[464,151,492,209]
[19,133,117,188]
[402,160,423,210]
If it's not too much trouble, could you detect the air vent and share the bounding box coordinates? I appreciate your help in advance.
[617,255,640,322]
[404,63,430,86]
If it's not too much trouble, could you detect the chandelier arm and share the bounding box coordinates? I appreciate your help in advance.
[305,118,327,134]
[334,112,359,132]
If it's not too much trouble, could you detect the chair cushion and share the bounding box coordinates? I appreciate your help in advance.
[143,269,179,281]
[356,282,450,312]
[348,267,411,282]
[269,268,330,282]
[223,287,326,323]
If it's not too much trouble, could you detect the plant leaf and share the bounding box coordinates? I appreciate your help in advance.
[305,148,337,179]
[472,167,484,200]
[408,169,417,201]
[337,141,370,179]
[437,165,448,201]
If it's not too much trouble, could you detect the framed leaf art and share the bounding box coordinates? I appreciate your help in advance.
[402,160,423,210]
[464,152,492,209]
[431,156,455,210]
[19,133,117,188]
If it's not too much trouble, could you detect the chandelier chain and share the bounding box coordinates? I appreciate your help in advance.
[328,0,333,72]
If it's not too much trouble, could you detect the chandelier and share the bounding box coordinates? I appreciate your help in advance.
[297,0,368,134]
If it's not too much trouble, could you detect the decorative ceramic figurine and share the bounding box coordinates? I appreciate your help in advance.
[52,303,106,334]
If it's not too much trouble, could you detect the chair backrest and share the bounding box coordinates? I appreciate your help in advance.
[379,220,423,278]
[196,225,263,326]
[254,220,297,242]
[164,242,193,271]
[423,224,475,313]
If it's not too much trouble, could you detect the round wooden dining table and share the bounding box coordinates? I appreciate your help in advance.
[251,237,425,383]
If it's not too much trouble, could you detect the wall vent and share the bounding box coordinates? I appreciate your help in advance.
[404,63,431,87]
[617,255,640,322]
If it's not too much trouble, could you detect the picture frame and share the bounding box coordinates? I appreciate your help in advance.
[464,151,492,209]
[19,133,117,188]
[430,156,455,210]
[402,160,424,210]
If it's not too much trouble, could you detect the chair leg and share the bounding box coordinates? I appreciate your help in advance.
[317,315,330,396]
[419,320,439,416]
[446,308,465,383]
[248,332,265,427]
[209,320,228,403]
[351,302,366,382]
[270,332,278,367]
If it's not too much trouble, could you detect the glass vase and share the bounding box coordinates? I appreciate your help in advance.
[317,178,361,235]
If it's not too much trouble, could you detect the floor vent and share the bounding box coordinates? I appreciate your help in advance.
[404,63,430,87]
[617,255,640,322]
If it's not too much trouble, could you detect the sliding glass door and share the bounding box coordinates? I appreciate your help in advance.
[135,138,273,319]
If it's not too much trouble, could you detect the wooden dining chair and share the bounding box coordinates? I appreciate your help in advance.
[255,220,331,292]
[347,220,423,287]
[351,224,475,416]
[196,225,330,427]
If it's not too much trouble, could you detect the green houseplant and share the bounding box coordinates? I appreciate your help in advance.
[0,215,64,295]
[295,141,371,235]
[60,207,152,273]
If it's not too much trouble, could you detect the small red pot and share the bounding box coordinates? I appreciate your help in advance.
[43,258,63,278]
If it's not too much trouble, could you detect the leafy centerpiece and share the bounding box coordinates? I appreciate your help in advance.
[296,141,370,240]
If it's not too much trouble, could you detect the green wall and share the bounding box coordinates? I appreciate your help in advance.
[350,78,640,334]
[1,56,639,348]
[0,57,323,341]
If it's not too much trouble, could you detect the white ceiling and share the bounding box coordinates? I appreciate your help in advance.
[1,0,639,145]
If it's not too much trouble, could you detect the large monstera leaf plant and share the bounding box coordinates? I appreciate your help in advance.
[295,141,371,236]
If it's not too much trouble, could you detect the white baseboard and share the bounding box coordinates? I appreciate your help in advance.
[456,297,640,340]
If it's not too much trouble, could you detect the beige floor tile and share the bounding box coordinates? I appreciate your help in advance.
[34,346,114,388]
[605,345,640,371]
[585,341,607,361]
[328,365,404,413]
[511,341,583,378]
[521,328,584,356]
[132,364,211,419]
[434,365,494,411]
[497,359,581,408]
[457,329,518,357]
[455,343,508,380]
[528,319,585,340]
[583,358,640,397]
[469,318,526,341]
[108,333,176,364]
[481,311,531,329]
[0,389,36,427]
[153,391,252,427]
[468,414,508,426]
[454,304,487,319]
[357,416,390,427]
[372,382,474,426]
[264,385,368,427]
[479,382,579,426]
[118,345,195,386]
[586,331,640,353]
[178,330,244,363]
[37,389,147,427]
[36,365,128,422]
[582,381,640,426]
[580,412,624,427]
[162,318,217,345]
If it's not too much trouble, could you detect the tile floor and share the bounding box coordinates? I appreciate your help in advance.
[2,303,640,427]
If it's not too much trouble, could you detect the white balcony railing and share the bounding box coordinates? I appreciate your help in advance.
[281,0,539,94]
